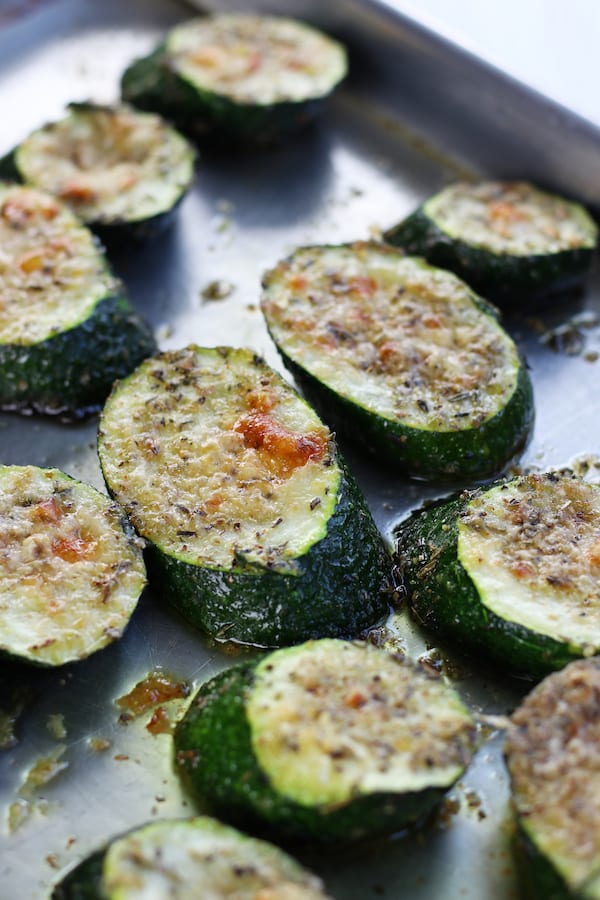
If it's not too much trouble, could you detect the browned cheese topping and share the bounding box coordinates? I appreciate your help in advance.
[169,14,347,106]
[428,180,595,255]
[459,473,600,648]
[98,347,338,571]
[248,640,476,807]
[506,658,600,890]
[262,243,519,430]
[0,183,110,344]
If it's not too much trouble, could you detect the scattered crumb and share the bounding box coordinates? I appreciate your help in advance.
[246,303,257,312]
[47,714,67,741]
[368,224,383,240]
[7,798,33,834]
[434,794,461,829]
[66,836,76,849]
[88,737,111,753]
[113,754,129,761]
[585,351,599,363]
[541,324,585,356]
[201,279,235,301]
[45,854,59,870]
[116,670,191,725]
[155,323,174,342]
[155,794,166,802]
[19,745,68,796]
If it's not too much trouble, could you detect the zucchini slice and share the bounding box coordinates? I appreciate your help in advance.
[384,181,597,304]
[261,242,533,480]
[121,14,348,144]
[505,659,600,899]
[0,465,146,667]
[174,639,478,841]
[0,182,156,417]
[52,816,331,899]
[1,103,195,240]
[398,472,600,677]
[98,345,391,647]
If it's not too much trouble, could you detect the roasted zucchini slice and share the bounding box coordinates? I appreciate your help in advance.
[98,345,391,647]
[398,472,600,677]
[261,242,533,480]
[506,659,600,900]
[0,103,195,240]
[0,465,146,667]
[121,14,348,144]
[384,181,597,304]
[0,183,156,417]
[174,639,478,841]
[52,816,331,899]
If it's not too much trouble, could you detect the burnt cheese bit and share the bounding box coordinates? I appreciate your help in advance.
[233,412,327,476]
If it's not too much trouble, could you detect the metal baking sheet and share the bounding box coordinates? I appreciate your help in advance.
[2,1,600,896]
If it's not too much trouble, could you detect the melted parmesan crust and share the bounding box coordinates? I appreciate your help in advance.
[0,183,112,344]
[262,244,519,430]
[103,818,329,900]
[0,466,146,665]
[427,181,596,255]
[16,106,193,224]
[459,473,600,649]
[168,14,347,106]
[506,659,600,891]
[99,347,338,571]
[248,640,476,807]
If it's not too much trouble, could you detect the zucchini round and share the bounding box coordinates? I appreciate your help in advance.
[397,472,600,677]
[51,816,330,899]
[261,241,533,481]
[174,639,478,841]
[383,181,597,304]
[505,659,600,899]
[0,465,146,667]
[121,14,348,145]
[0,182,156,417]
[98,345,391,647]
[1,103,195,240]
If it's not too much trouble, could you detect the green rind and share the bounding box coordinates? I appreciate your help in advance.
[0,149,20,182]
[121,43,343,146]
[384,208,595,304]
[51,851,104,900]
[174,662,454,842]
[512,822,580,900]
[0,292,157,418]
[397,492,585,677]
[144,454,392,647]
[271,340,534,482]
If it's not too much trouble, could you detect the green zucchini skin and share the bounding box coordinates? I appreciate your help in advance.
[148,455,391,647]
[51,851,104,900]
[262,243,534,482]
[384,202,596,306]
[98,346,392,648]
[174,651,474,842]
[397,488,590,678]
[277,344,533,482]
[512,826,574,900]
[121,17,347,146]
[0,292,156,418]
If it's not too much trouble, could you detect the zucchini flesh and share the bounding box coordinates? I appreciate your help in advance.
[261,241,533,480]
[98,345,391,647]
[0,465,146,666]
[174,639,477,840]
[506,659,600,899]
[52,817,330,899]
[0,182,157,416]
[10,104,195,237]
[384,181,597,303]
[121,14,347,143]
[398,472,600,676]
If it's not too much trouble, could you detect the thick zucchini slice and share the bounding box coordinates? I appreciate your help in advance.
[0,183,156,417]
[174,639,478,841]
[261,242,533,480]
[1,103,195,240]
[505,659,600,899]
[121,14,348,144]
[0,465,146,667]
[384,181,597,304]
[398,472,600,677]
[98,345,391,647]
[52,816,330,899]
